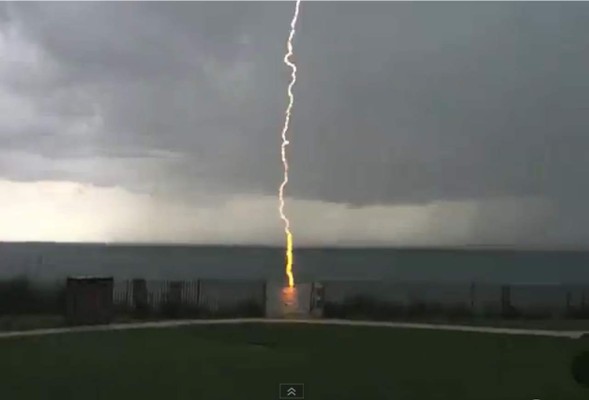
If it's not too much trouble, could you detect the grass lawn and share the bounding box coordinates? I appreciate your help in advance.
[0,323,588,400]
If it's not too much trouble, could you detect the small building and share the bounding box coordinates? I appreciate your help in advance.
[66,276,114,326]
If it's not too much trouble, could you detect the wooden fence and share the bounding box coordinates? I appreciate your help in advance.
[113,279,266,316]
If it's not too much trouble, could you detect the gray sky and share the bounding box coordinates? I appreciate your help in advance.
[0,2,588,246]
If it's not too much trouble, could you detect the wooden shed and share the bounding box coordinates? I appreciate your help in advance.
[66,276,114,326]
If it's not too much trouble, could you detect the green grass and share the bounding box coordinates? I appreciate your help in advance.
[0,323,587,400]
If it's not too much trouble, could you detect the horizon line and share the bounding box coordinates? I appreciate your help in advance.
[2,240,589,252]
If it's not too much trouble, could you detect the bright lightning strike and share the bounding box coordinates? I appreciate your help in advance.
[279,0,301,289]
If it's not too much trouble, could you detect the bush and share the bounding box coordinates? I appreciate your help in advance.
[566,306,589,319]
[197,300,264,319]
[443,304,474,320]
[323,296,475,321]
[324,296,405,320]
[501,305,523,319]
[132,302,154,319]
[235,300,265,318]
[0,276,64,315]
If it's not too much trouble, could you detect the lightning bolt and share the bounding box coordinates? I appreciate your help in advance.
[279,0,301,289]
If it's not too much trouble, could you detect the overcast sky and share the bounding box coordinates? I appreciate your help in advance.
[0,2,588,247]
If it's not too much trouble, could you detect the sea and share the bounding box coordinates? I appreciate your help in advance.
[1,242,589,285]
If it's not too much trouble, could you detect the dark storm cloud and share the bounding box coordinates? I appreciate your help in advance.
[2,2,589,214]
[289,2,589,206]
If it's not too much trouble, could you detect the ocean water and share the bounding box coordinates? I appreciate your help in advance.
[1,242,589,284]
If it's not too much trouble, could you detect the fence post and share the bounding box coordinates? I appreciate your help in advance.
[132,279,148,312]
[262,280,267,317]
[501,285,512,317]
[65,277,76,325]
[469,282,475,312]
[168,281,182,305]
[309,281,315,313]
[196,279,201,308]
[125,280,131,308]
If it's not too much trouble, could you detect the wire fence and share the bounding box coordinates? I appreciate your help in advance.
[321,281,589,319]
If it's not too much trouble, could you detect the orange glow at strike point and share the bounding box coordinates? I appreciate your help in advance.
[279,0,301,288]
[282,286,297,306]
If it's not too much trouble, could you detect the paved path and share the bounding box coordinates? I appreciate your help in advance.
[0,318,588,340]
